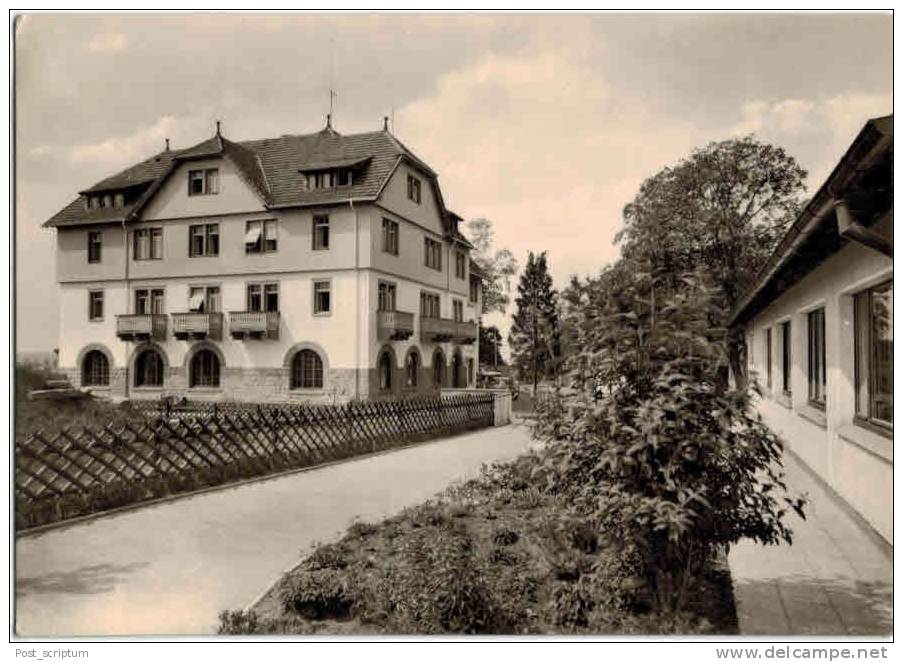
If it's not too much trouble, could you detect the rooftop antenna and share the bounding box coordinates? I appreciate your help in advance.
[328,35,337,127]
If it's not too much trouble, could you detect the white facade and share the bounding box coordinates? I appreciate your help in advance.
[745,242,892,542]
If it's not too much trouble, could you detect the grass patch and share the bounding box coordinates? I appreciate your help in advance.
[15,363,142,443]
[218,452,737,635]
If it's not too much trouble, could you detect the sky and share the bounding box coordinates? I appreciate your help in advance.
[15,12,892,353]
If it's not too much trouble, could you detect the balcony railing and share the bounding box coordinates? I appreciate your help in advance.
[377,310,414,341]
[171,312,223,341]
[452,320,478,344]
[420,316,455,343]
[116,314,167,341]
[229,311,280,340]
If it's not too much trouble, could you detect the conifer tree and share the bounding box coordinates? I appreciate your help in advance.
[508,251,561,396]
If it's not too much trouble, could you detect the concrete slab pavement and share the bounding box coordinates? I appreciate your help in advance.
[15,423,536,637]
[729,452,892,636]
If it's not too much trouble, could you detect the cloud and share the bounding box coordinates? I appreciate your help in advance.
[87,32,127,52]
[730,93,892,185]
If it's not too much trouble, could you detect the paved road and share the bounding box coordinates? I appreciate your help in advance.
[15,423,534,636]
[729,451,892,635]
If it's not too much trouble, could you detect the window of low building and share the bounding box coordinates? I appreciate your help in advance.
[780,320,791,395]
[807,308,826,407]
[765,327,773,391]
[854,281,893,429]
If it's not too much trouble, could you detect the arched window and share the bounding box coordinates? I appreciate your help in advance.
[405,351,420,388]
[291,350,323,389]
[190,349,220,388]
[82,350,110,386]
[135,349,164,387]
[378,351,393,391]
[432,349,445,388]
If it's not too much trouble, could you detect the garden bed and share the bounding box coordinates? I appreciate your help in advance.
[219,452,738,635]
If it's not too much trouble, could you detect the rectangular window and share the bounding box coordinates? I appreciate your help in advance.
[854,281,893,429]
[312,215,330,251]
[246,283,278,313]
[135,288,165,315]
[424,237,442,271]
[133,228,163,260]
[378,281,397,312]
[87,231,102,264]
[189,223,219,257]
[188,168,219,196]
[781,321,791,395]
[307,170,351,189]
[313,281,331,315]
[382,218,399,255]
[245,219,277,254]
[766,328,773,391]
[455,251,466,279]
[407,174,422,204]
[189,286,220,313]
[469,276,479,304]
[807,308,826,407]
[88,290,104,321]
[453,299,464,322]
[114,192,125,208]
[420,291,440,319]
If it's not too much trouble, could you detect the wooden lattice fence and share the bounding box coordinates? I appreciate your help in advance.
[15,393,495,531]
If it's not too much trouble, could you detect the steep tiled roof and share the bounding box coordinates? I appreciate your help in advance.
[44,126,443,228]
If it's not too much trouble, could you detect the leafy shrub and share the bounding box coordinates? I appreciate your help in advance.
[492,527,519,547]
[305,542,350,570]
[535,267,805,621]
[280,568,354,620]
[347,520,379,539]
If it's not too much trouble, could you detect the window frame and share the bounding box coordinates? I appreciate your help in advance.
[807,308,827,409]
[765,327,773,392]
[88,290,104,322]
[405,351,419,388]
[246,281,279,313]
[134,348,165,388]
[407,174,422,204]
[378,280,397,312]
[453,299,464,322]
[189,223,220,257]
[455,251,466,280]
[854,280,893,433]
[780,320,792,396]
[245,219,278,254]
[312,215,330,251]
[291,349,324,390]
[133,227,163,261]
[82,350,110,387]
[420,291,441,319]
[188,168,219,196]
[313,279,332,316]
[188,285,221,313]
[424,237,442,271]
[469,275,479,304]
[87,231,102,264]
[134,288,165,315]
[382,218,399,256]
[189,349,221,389]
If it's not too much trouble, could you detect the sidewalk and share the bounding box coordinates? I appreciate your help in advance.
[728,452,892,636]
[15,423,535,636]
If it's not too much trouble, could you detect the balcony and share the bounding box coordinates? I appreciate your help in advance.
[171,312,223,341]
[377,310,414,341]
[420,316,455,343]
[229,311,280,340]
[452,319,478,344]
[116,314,167,341]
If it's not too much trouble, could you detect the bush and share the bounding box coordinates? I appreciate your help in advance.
[280,568,355,620]
[535,266,805,621]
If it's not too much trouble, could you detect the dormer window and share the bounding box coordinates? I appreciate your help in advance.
[188,168,219,196]
[307,168,353,190]
[114,193,125,208]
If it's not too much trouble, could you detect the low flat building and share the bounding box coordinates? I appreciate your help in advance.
[44,117,482,403]
[730,115,892,543]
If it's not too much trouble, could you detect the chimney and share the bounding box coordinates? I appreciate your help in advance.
[326,113,332,130]
[383,116,389,131]
[165,138,170,152]
[215,120,222,136]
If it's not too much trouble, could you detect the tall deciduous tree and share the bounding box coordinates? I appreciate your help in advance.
[508,251,562,396]
[618,135,806,386]
[465,218,518,315]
